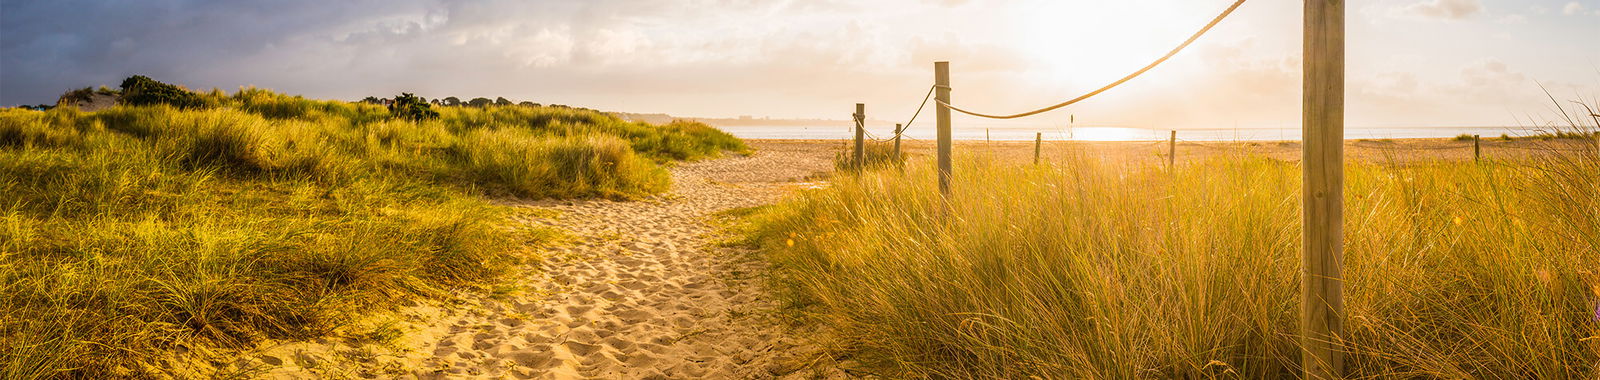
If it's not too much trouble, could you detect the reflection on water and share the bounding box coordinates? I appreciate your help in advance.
[714,124,1536,142]
[1064,127,1145,141]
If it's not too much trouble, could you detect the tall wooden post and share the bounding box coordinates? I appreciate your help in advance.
[1034,132,1043,165]
[935,62,953,196]
[1473,134,1481,162]
[1302,0,1346,378]
[854,103,866,169]
[1168,130,1177,168]
[894,123,904,159]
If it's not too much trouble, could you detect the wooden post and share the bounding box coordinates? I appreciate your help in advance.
[935,61,953,196]
[854,103,866,169]
[1302,0,1346,378]
[1473,134,1481,162]
[1034,132,1043,165]
[893,123,904,159]
[986,128,991,143]
[1168,130,1177,169]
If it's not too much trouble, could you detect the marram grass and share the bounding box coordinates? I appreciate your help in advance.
[735,149,1599,378]
[0,89,743,378]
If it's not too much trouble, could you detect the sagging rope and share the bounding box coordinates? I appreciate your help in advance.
[935,0,1248,120]
[897,85,936,138]
[855,85,937,143]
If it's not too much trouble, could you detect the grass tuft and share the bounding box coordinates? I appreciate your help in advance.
[0,87,742,378]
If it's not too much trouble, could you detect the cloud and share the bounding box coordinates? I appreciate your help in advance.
[1395,0,1484,20]
[1562,2,1588,15]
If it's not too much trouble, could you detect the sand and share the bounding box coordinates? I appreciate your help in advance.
[206,138,1589,379]
[219,141,842,379]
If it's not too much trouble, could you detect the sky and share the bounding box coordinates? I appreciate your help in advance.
[2,0,1597,129]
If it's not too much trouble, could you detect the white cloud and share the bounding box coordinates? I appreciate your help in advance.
[1396,0,1484,20]
[1562,2,1586,15]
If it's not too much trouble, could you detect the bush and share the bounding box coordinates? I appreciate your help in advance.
[118,75,204,109]
[391,93,439,121]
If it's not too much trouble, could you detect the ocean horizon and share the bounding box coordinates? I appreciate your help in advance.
[715,124,1570,142]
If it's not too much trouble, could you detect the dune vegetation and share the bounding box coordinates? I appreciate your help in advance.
[734,129,1598,376]
[0,84,744,378]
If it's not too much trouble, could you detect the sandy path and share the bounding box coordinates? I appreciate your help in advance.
[210,142,837,379]
[406,142,836,379]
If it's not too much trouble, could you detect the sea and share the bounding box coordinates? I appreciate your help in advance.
[715,124,1556,142]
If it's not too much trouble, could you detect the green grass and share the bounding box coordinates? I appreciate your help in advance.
[736,145,1599,378]
[0,89,743,378]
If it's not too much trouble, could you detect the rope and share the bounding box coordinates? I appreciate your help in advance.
[898,85,935,138]
[934,0,1248,120]
[850,85,936,143]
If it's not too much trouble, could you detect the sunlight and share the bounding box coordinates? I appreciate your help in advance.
[1014,1,1207,88]
[1067,126,1149,141]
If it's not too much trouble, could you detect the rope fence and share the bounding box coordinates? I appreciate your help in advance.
[832,0,1596,377]
[933,0,1247,120]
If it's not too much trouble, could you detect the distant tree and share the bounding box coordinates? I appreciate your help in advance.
[430,99,443,106]
[391,93,439,121]
[361,96,382,104]
[468,97,492,107]
[443,96,462,107]
[118,75,203,109]
[494,97,512,106]
[517,101,537,107]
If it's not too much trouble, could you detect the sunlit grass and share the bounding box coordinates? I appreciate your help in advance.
[736,142,1599,377]
[0,89,744,378]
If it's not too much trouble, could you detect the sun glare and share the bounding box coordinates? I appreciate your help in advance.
[1067,126,1148,141]
[1015,1,1219,89]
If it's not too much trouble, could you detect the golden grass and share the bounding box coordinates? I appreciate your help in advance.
[0,89,743,378]
[735,143,1599,378]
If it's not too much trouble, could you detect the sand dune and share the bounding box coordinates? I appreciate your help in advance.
[208,138,1567,378]
[221,141,840,379]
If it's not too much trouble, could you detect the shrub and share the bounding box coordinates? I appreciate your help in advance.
[118,75,204,109]
[391,93,439,121]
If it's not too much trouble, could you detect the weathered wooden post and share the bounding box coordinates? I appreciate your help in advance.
[1168,130,1177,169]
[854,103,866,169]
[1473,134,1481,162]
[1034,132,1043,165]
[986,128,991,143]
[935,62,953,196]
[893,123,904,159]
[1303,0,1346,378]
